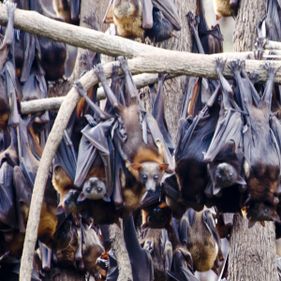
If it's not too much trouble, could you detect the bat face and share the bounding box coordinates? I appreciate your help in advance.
[131,161,168,192]
[214,162,239,188]
[82,177,107,200]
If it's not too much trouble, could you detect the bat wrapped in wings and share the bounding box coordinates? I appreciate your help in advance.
[203,59,247,213]
[175,82,220,211]
[103,0,181,42]
[232,61,281,224]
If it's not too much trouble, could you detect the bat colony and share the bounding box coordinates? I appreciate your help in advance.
[0,0,281,280]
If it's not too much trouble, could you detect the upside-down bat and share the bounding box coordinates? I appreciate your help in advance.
[232,61,281,224]
[38,36,67,81]
[123,214,154,281]
[263,0,281,41]
[188,5,223,55]
[94,58,170,211]
[140,187,172,228]
[179,209,223,273]
[213,0,240,20]
[175,84,220,211]
[104,0,181,41]
[203,59,247,212]
[168,247,199,281]
[53,0,81,24]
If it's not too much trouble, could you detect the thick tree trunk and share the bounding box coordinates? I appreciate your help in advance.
[230,1,278,280]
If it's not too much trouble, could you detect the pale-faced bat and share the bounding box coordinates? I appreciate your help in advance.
[94,59,169,211]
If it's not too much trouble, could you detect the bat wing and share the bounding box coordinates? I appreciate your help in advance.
[55,131,77,183]
[13,165,32,233]
[0,2,16,70]
[70,0,81,23]
[152,74,174,153]
[152,0,181,30]
[168,248,199,281]
[0,161,17,230]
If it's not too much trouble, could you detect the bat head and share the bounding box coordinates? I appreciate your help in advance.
[247,202,281,226]
[78,177,107,202]
[215,162,246,188]
[61,189,79,214]
[130,161,168,192]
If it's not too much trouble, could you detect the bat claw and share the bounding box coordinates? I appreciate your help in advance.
[94,64,106,82]
[117,56,129,72]
[4,1,17,15]
[229,59,245,73]
[215,58,226,74]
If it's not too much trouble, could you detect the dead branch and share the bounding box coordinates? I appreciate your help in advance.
[21,73,159,114]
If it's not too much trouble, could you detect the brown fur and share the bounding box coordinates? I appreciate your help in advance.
[53,0,71,22]
[112,0,144,39]
[213,0,234,19]
[187,211,219,272]
[52,166,73,205]
[38,203,58,245]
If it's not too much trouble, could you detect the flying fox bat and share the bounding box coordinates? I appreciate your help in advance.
[140,187,172,228]
[175,84,220,211]
[53,0,81,24]
[213,0,240,20]
[188,6,223,55]
[140,227,172,280]
[152,74,174,153]
[203,59,247,212]
[104,0,181,41]
[38,36,66,81]
[94,59,169,211]
[232,61,280,224]
[179,209,223,273]
[123,214,154,281]
[168,247,199,281]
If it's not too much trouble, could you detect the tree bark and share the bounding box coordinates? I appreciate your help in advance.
[160,0,197,139]
[230,0,278,280]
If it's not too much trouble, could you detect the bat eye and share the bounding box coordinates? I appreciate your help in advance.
[86,187,91,193]
[142,174,148,182]
[153,175,159,181]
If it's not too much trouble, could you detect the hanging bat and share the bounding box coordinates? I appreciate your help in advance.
[152,74,174,153]
[191,1,223,55]
[53,0,81,24]
[52,130,77,207]
[123,214,154,281]
[262,0,281,42]
[140,187,172,228]
[179,208,223,273]
[140,227,172,280]
[232,61,281,224]
[175,84,220,211]
[213,0,240,20]
[38,36,67,81]
[168,247,199,281]
[104,0,181,41]
[94,58,170,211]
[203,59,247,212]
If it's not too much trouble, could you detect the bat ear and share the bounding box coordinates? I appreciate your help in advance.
[235,176,247,186]
[159,163,169,171]
[77,192,86,202]
[130,162,142,171]
[56,205,65,215]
